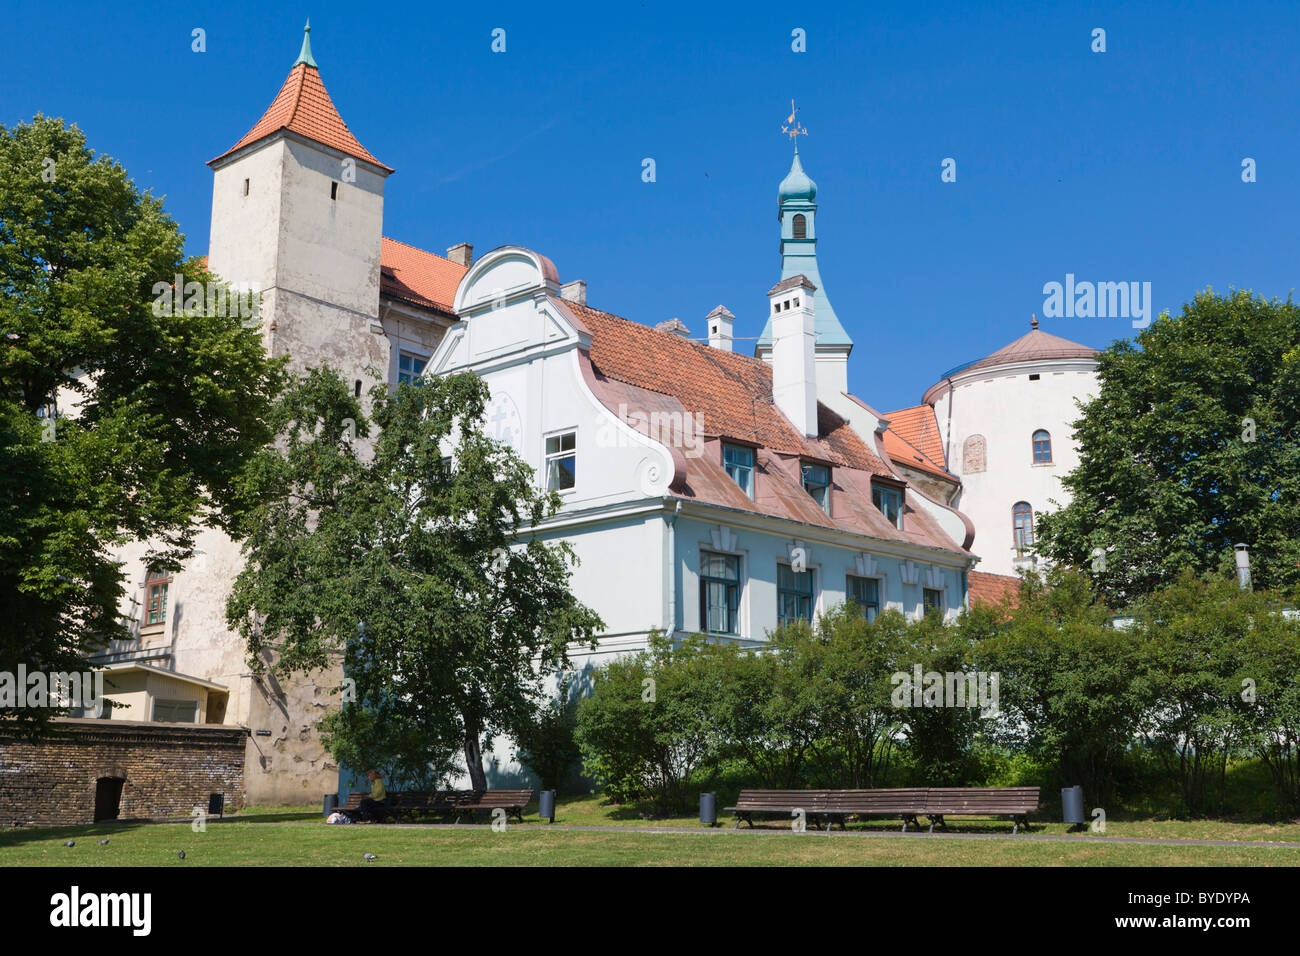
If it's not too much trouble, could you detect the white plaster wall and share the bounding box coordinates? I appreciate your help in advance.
[675,514,964,639]
[933,360,1098,576]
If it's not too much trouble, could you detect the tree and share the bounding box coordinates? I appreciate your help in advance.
[800,605,904,788]
[978,569,1147,806]
[575,634,723,812]
[0,116,284,734]
[1133,572,1255,817]
[226,367,603,790]
[514,672,583,792]
[1035,289,1300,605]
[896,611,984,786]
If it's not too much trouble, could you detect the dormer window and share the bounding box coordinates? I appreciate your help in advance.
[801,463,830,513]
[723,443,755,498]
[872,483,903,528]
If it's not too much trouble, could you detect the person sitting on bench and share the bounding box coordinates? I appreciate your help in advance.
[350,770,393,823]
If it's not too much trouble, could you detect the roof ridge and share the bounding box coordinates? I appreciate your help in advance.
[381,235,460,266]
[574,301,780,376]
[285,63,309,131]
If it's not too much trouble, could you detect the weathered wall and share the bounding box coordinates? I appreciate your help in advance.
[0,719,247,828]
[242,659,344,806]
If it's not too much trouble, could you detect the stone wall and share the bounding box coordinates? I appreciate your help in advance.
[0,718,247,827]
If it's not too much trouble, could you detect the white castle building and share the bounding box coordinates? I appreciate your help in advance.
[89,27,1100,799]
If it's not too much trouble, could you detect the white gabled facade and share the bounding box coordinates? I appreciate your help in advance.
[430,245,974,668]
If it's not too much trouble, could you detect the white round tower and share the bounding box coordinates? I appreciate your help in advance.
[923,318,1100,577]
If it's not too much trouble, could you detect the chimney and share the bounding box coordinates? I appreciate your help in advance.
[446,242,473,267]
[767,275,818,437]
[706,305,734,351]
[1234,543,1252,590]
[560,280,587,307]
[655,317,691,337]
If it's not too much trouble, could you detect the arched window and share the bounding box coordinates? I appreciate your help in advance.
[1032,429,1052,463]
[792,214,807,239]
[962,434,986,473]
[1013,502,1034,551]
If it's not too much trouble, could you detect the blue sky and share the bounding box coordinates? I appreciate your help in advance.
[3,0,1297,410]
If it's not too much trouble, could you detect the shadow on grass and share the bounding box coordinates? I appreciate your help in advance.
[0,810,322,848]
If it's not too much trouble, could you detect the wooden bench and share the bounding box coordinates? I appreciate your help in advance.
[822,789,933,832]
[725,789,932,831]
[725,786,1039,833]
[923,787,1040,834]
[428,789,534,824]
[341,789,533,824]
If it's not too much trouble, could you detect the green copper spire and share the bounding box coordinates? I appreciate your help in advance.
[295,19,317,68]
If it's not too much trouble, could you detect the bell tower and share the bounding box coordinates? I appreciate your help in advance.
[755,109,853,399]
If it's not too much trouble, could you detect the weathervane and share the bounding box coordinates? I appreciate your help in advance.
[782,100,807,142]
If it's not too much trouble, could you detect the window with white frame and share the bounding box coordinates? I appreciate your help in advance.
[923,587,944,616]
[699,552,741,635]
[777,564,815,626]
[545,431,576,491]
[846,574,881,621]
[723,443,755,498]
[397,351,427,386]
[1013,501,1034,550]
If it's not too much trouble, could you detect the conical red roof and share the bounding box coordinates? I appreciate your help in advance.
[963,327,1098,373]
[208,62,392,172]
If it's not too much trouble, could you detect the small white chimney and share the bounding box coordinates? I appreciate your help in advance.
[560,280,587,307]
[446,242,473,266]
[768,275,818,437]
[706,305,734,351]
[655,317,691,337]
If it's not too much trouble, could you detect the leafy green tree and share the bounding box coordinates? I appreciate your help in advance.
[227,368,603,790]
[800,605,905,788]
[0,116,283,734]
[895,612,984,786]
[978,569,1147,806]
[575,634,724,812]
[1132,572,1257,816]
[1235,591,1300,815]
[1035,290,1300,605]
[514,673,584,792]
[710,625,820,789]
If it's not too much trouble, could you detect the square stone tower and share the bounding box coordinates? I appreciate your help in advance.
[98,23,400,806]
[207,21,393,397]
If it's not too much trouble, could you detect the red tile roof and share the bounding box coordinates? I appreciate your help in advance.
[566,301,968,556]
[380,238,467,315]
[209,63,392,172]
[961,328,1098,375]
[969,570,1022,609]
[881,427,954,483]
[884,404,947,467]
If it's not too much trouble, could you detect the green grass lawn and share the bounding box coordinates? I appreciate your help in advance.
[2,794,1298,866]
[239,794,1300,842]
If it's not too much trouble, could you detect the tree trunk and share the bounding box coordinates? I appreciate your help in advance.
[464,729,488,792]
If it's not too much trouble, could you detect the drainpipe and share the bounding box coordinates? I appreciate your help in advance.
[665,500,682,638]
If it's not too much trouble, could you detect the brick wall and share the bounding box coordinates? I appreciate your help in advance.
[0,718,247,828]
